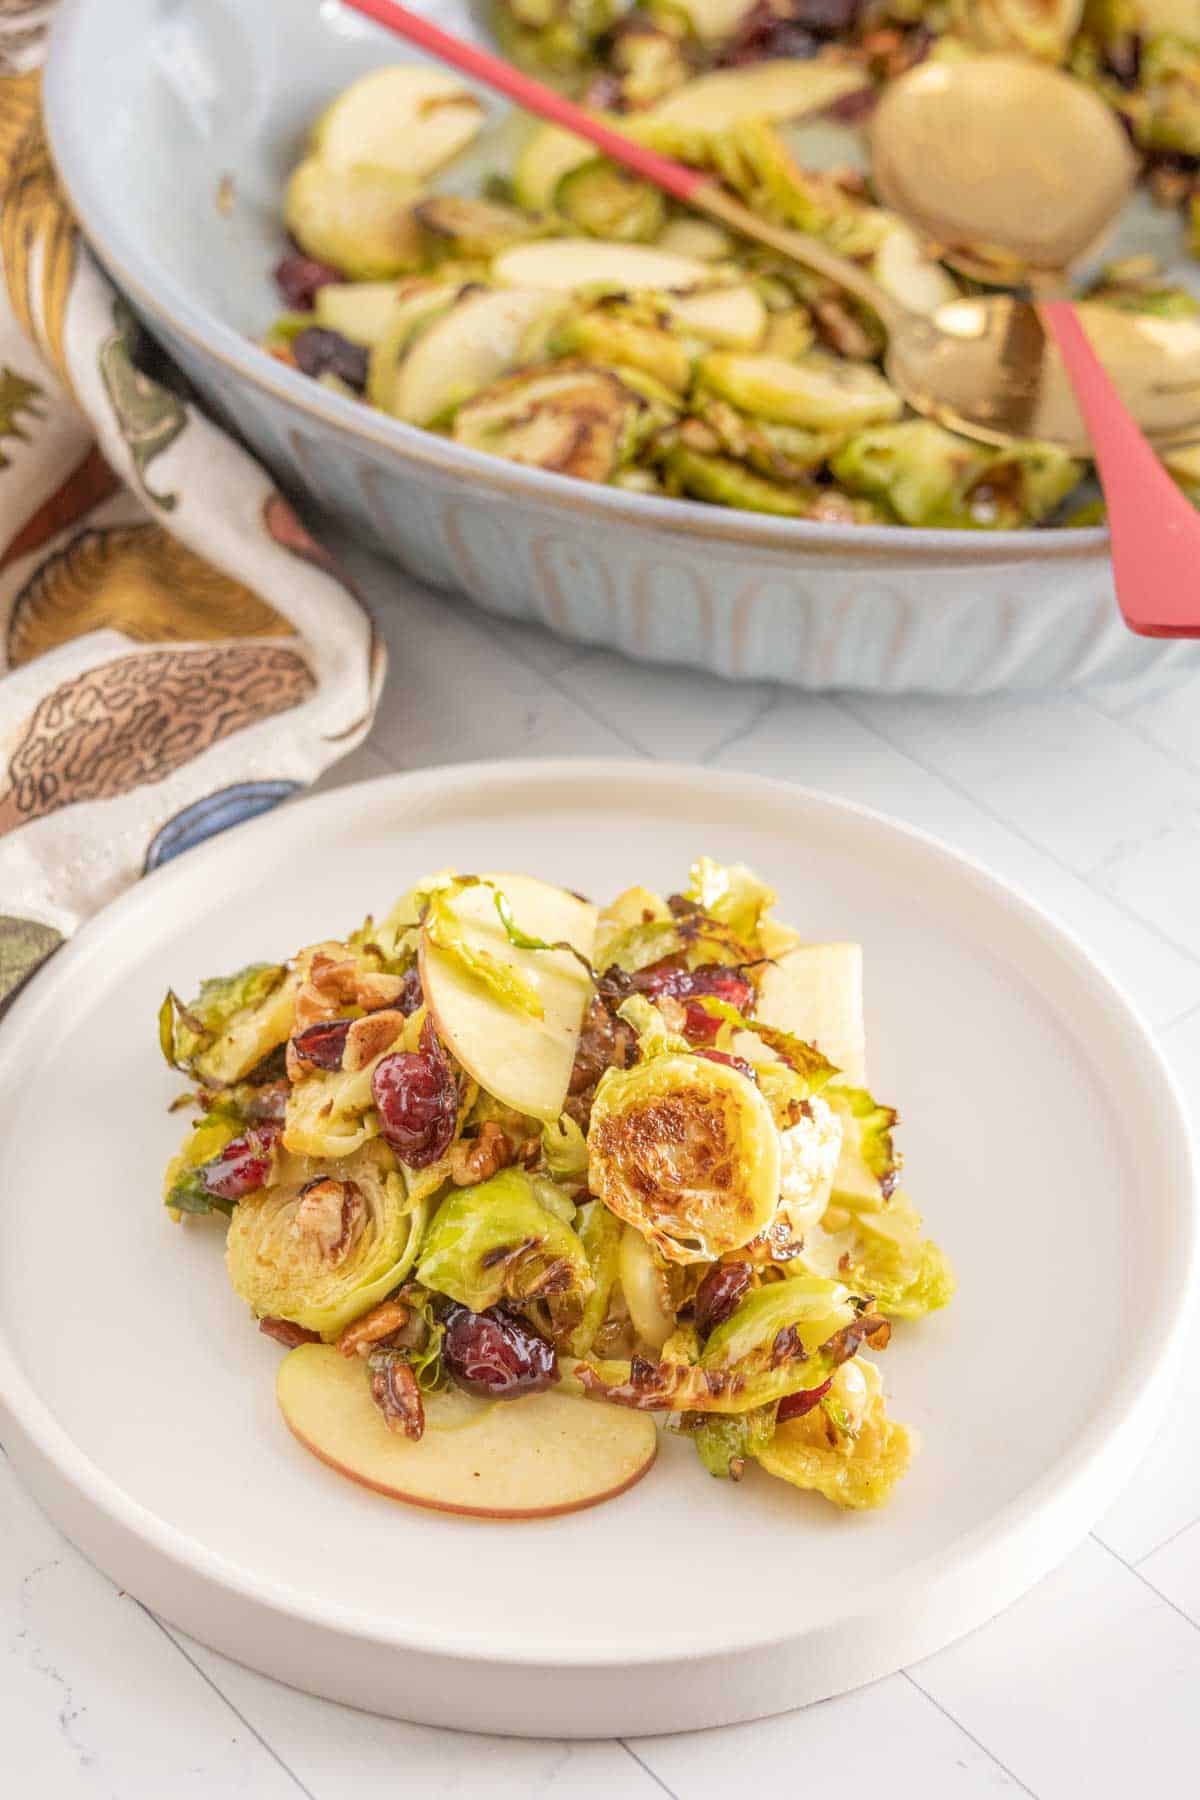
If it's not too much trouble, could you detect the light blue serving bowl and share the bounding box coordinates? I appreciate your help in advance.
[42,0,1193,691]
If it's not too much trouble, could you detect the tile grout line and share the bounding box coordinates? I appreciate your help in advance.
[618,1738,682,1798]
[834,694,1200,976]
[540,659,656,759]
[138,1606,319,1800]
[701,687,783,766]
[1132,1509,1200,1568]
[1092,1531,1200,1631]
[900,1669,1040,1797]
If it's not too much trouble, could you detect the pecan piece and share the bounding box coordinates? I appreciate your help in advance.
[259,1316,321,1349]
[448,1120,511,1187]
[291,1178,364,1263]
[342,1009,407,1073]
[368,1350,425,1440]
[336,1299,411,1358]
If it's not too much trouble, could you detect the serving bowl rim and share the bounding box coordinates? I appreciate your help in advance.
[42,0,1112,568]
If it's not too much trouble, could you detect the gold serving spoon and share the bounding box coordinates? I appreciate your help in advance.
[869,53,1200,454]
[340,0,1200,459]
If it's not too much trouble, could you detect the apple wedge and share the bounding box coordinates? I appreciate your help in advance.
[312,65,486,182]
[665,285,766,350]
[491,239,708,295]
[277,1344,656,1518]
[387,287,568,426]
[647,58,869,130]
[420,873,597,1123]
[755,943,867,1086]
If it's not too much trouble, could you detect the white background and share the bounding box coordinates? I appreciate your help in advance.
[5,529,1200,1796]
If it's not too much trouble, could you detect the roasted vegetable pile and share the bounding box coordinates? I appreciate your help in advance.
[160,859,953,1513]
[264,11,1200,529]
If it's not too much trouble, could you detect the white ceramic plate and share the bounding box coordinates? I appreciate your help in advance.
[0,761,1193,1737]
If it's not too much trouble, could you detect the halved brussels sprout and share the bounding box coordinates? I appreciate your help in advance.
[757,1357,915,1508]
[802,1190,955,1320]
[225,1140,424,1337]
[416,1167,591,1312]
[579,1272,874,1413]
[686,857,776,947]
[555,159,667,243]
[587,1046,782,1263]
[513,121,597,213]
[832,421,1082,528]
[160,964,295,1085]
[829,419,990,526]
[697,350,903,431]
[550,307,693,392]
[692,1404,776,1480]
[415,195,547,258]
[453,363,645,481]
[663,446,809,516]
[311,65,486,181]
[284,159,424,280]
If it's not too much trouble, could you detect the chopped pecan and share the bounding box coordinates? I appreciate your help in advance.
[342,1009,407,1073]
[294,950,406,1029]
[812,295,876,360]
[449,1120,512,1186]
[336,1299,411,1358]
[259,1316,321,1349]
[291,1178,364,1263]
[368,1350,425,1439]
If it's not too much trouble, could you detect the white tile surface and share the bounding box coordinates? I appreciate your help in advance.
[7,544,1200,1796]
[910,1538,1200,1800]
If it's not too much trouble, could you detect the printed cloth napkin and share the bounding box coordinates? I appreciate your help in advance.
[0,3,385,1006]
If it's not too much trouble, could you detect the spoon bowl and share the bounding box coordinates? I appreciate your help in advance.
[870,54,1137,277]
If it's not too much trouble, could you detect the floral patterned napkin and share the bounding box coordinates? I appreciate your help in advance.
[0,3,385,1007]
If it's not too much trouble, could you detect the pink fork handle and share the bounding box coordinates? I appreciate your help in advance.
[1039,300,1200,639]
[340,0,706,204]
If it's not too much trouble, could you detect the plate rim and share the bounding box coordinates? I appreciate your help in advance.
[0,757,1194,1671]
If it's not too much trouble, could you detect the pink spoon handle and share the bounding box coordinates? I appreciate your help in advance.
[340,0,706,203]
[1039,300,1200,638]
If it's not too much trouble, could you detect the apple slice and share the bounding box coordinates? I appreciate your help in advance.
[277,1344,656,1518]
[665,285,766,350]
[312,65,486,182]
[647,58,869,130]
[755,943,866,1086]
[491,239,708,295]
[388,287,567,426]
[420,873,597,1123]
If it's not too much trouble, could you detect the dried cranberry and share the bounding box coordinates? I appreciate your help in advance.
[292,327,369,392]
[441,1303,559,1399]
[695,1048,756,1080]
[777,1378,834,1422]
[273,248,341,311]
[694,1262,753,1338]
[371,1024,457,1168]
[395,963,424,1016]
[202,1122,281,1202]
[635,960,753,1018]
[290,1018,351,1071]
[789,0,860,35]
